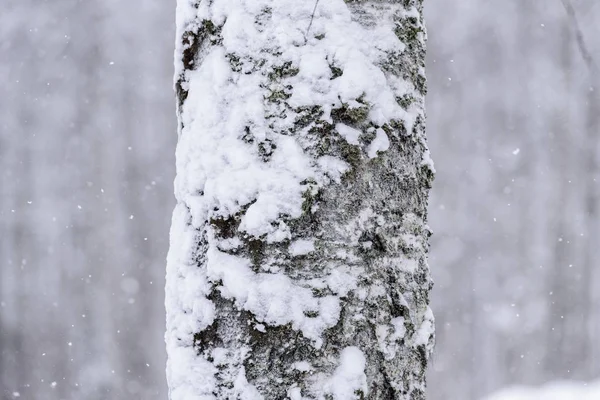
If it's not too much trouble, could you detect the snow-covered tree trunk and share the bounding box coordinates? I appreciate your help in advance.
[166,0,434,399]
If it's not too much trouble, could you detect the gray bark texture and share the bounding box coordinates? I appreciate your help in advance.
[167,0,434,399]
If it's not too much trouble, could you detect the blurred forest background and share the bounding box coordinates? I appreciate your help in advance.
[0,0,598,399]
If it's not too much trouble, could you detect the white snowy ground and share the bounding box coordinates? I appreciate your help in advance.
[484,381,600,400]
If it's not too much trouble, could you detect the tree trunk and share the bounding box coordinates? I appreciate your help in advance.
[166,1,434,399]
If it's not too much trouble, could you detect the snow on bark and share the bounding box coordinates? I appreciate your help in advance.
[166,0,434,399]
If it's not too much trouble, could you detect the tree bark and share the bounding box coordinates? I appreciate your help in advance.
[167,1,434,399]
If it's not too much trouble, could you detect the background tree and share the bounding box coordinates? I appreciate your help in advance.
[166,0,434,398]
[0,0,173,398]
[426,0,600,398]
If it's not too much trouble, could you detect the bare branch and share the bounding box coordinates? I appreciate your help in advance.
[560,0,597,71]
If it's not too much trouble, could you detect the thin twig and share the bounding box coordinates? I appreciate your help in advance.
[305,0,320,42]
